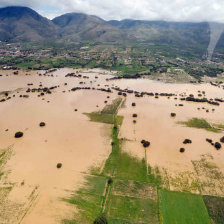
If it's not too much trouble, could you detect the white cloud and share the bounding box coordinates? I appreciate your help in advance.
[0,0,224,22]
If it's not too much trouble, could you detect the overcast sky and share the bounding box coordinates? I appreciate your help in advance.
[0,0,224,22]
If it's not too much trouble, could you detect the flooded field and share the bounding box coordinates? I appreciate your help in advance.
[0,68,224,223]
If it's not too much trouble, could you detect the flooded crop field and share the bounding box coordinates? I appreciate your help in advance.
[0,68,224,224]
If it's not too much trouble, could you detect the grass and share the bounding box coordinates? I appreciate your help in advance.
[168,171,200,193]
[101,98,123,114]
[203,195,224,224]
[112,179,157,200]
[62,175,107,224]
[84,98,124,125]
[213,123,224,131]
[102,125,148,182]
[64,97,161,223]
[179,118,222,133]
[160,189,211,224]
[107,195,159,223]
[84,112,123,125]
[106,150,148,182]
[0,151,6,167]
[192,155,224,196]
[102,126,161,185]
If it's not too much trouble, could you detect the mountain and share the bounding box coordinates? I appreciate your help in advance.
[52,14,213,46]
[52,13,126,42]
[107,19,211,46]
[0,6,58,42]
[0,5,223,49]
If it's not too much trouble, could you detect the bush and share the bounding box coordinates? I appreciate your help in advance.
[180,148,185,153]
[93,215,108,224]
[141,140,150,148]
[214,142,221,150]
[39,122,46,127]
[15,132,23,138]
[107,177,113,185]
[132,113,137,118]
[220,136,224,143]
[170,113,176,117]
[183,139,192,144]
[57,163,62,168]
[206,138,213,144]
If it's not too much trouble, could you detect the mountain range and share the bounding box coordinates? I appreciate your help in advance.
[0,6,223,48]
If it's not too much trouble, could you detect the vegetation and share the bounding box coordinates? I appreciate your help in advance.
[0,147,12,180]
[1,34,224,79]
[203,195,224,224]
[179,118,224,133]
[39,122,46,127]
[14,131,24,138]
[63,175,107,223]
[160,190,211,224]
[94,215,108,224]
[64,97,161,223]
[84,98,123,125]
[85,113,123,125]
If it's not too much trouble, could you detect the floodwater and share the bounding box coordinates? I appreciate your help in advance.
[0,68,113,224]
[0,68,224,223]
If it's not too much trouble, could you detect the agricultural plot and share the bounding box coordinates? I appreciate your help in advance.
[106,179,159,223]
[203,195,224,224]
[192,154,224,197]
[63,175,107,224]
[160,189,211,224]
[167,171,200,194]
[107,195,158,224]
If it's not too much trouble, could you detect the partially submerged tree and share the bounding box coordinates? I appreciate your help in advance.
[93,215,108,224]
[220,136,224,143]
[141,140,150,148]
[214,142,221,150]
[180,148,185,153]
[15,132,23,138]
[183,139,192,144]
[39,122,46,127]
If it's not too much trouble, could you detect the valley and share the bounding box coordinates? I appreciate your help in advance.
[0,68,224,223]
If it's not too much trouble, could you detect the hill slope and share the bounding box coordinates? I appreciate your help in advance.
[52,13,126,42]
[0,6,58,42]
[0,5,223,49]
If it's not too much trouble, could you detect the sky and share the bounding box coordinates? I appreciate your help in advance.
[0,0,223,22]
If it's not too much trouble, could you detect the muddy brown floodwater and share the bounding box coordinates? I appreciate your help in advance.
[0,68,224,223]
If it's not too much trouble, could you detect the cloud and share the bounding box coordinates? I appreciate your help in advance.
[0,0,224,22]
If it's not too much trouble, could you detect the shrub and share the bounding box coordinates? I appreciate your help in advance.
[206,138,213,144]
[39,122,46,127]
[107,177,113,185]
[180,148,185,153]
[132,113,137,118]
[214,142,221,150]
[183,139,192,144]
[220,137,224,143]
[141,140,150,148]
[170,113,176,117]
[93,215,108,224]
[15,132,23,138]
[57,163,62,168]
